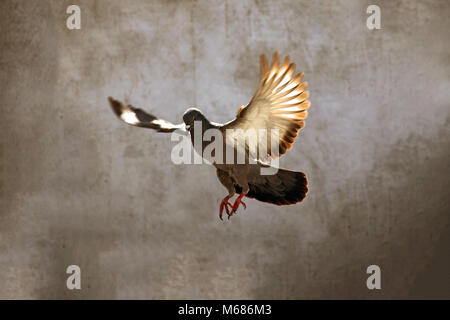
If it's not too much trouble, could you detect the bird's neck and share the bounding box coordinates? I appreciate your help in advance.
[197,116,216,131]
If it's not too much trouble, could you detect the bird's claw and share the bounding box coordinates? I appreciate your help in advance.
[228,194,247,219]
[220,193,247,220]
[219,196,233,220]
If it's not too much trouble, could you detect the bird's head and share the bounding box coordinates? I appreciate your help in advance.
[183,108,206,130]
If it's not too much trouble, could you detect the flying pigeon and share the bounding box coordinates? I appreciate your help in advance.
[109,52,310,219]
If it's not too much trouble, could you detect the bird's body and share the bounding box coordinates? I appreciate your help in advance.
[109,52,311,219]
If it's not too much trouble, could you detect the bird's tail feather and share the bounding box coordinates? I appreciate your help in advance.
[245,168,308,205]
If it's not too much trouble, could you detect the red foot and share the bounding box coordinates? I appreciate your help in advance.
[228,193,247,219]
[219,195,234,220]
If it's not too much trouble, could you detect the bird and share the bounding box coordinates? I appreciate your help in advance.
[108,52,310,220]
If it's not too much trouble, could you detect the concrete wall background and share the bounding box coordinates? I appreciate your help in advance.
[0,0,449,299]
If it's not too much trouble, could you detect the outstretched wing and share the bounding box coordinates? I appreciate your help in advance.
[223,52,310,160]
[108,97,184,133]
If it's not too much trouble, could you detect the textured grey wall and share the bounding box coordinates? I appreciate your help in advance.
[0,0,449,299]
